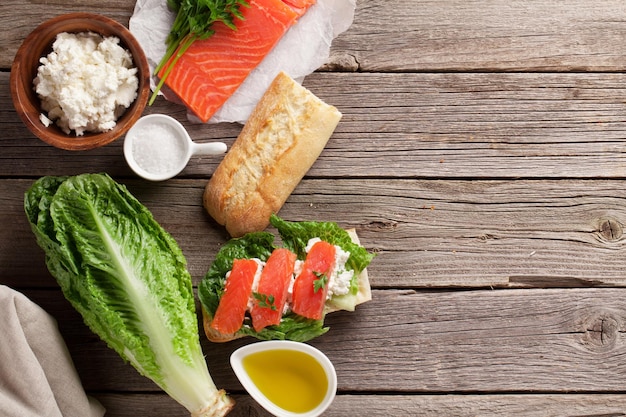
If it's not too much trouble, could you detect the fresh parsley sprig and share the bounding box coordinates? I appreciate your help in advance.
[313,271,328,293]
[253,292,277,310]
[149,0,249,105]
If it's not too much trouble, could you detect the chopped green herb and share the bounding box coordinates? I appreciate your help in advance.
[253,292,276,310]
[313,271,328,293]
[149,0,249,105]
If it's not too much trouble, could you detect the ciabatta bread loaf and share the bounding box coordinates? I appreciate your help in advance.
[204,71,342,237]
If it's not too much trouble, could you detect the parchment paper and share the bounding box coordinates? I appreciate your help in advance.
[129,0,356,124]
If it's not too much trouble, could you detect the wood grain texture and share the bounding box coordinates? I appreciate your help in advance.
[4,72,626,179]
[329,0,626,72]
[5,178,626,289]
[4,0,626,415]
[95,393,626,416]
[22,288,626,394]
[4,0,626,72]
[1,2,134,70]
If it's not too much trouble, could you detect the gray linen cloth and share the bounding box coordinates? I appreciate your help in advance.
[0,285,105,417]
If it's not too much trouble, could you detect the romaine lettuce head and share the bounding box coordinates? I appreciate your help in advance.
[24,174,233,417]
[198,214,375,342]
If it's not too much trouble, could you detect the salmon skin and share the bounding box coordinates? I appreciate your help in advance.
[250,248,297,332]
[159,0,316,123]
[291,240,336,320]
[210,258,258,335]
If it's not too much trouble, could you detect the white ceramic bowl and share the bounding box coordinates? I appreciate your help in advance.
[230,340,337,417]
[123,114,226,181]
[10,13,150,150]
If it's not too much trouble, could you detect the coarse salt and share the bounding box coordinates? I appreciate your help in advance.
[132,122,187,175]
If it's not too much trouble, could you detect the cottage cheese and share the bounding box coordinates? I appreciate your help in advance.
[34,32,139,136]
[245,259,265,311]
[303,238,354,299]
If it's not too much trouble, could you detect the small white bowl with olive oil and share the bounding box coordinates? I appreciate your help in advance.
[230,340,337,417]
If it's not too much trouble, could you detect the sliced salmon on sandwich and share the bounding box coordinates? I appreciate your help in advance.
[210,258,258,335]
[250,248,297,332]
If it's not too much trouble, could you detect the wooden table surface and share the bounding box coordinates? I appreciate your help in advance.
[4,1,626,416]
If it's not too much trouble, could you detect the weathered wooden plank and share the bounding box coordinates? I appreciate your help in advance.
[4,178,626,289]
[2,3,135,70]
[4,0,626,72]
[326,394,626,417]
[20,287,626,394]
[4,72,626,179]
[96,394,267,417]
[329,0,626,72]
[0,71,240,177]
[95,393,626,417]
[5,0,626,414]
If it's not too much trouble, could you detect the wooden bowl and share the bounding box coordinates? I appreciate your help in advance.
[10,13,150,151]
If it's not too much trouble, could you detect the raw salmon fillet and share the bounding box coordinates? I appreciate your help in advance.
[291,240,336,320]
[210,258,258,335]
[250,248,297,332]
[160,0,316,122]
[282,0,316,14]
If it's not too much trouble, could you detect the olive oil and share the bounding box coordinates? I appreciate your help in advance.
[242,349,328,413]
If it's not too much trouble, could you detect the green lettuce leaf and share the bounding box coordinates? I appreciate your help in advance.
[238,313,329,341]
[270,214,375,278]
